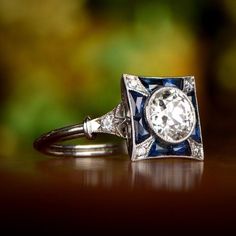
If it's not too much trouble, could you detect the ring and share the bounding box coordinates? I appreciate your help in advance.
[34,74,204,161]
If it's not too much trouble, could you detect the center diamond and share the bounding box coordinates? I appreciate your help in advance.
[145,87,196,143]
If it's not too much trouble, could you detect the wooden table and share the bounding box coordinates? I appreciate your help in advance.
[0,135,235,234]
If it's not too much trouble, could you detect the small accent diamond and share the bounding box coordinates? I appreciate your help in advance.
[188,138,204,160]
[183,77,195,93]
[137,147,146,156]
[125,74,149,96]
[134,136,154,160]
[101,114,114,131]
[126,75,139,89]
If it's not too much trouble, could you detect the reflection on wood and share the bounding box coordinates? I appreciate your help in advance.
[38,158,203,191]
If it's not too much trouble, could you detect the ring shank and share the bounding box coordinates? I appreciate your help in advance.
[34,123,125,157]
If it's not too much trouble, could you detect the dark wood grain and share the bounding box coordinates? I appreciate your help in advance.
[0,135,235,234]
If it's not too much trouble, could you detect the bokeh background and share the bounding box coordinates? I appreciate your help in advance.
[0,0,236,157]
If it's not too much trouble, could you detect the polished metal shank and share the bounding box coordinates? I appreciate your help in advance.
[34,104,128,157]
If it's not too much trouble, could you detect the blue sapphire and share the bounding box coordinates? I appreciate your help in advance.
[133,118,150,143]
[162,78,183,89]
[169,140,191,156]
[139,77,163,92]
[130,90,150,144]
[149,139,191,157]
[129,90,145,117]
[139,77,183,92]
[191,124,202,143]
[188,91,202,143]
[149,140,169,156]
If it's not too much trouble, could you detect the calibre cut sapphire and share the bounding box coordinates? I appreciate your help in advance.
[129,90,145,117]
[139,77,163,92]
[188,91,202,143]
[149,139,191,157]
[139,77,183,92]
[133,118,150,144]
[191,124,201,143]
[162,78,183,89]
[130,90,150,144]
[149,140,169,156]
[170,140,191,156]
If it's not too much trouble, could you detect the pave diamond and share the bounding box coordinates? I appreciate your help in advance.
[145,87,196,143]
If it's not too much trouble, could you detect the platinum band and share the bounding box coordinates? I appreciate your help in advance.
[34,105,127,157]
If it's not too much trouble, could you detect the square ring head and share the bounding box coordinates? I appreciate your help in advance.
[121,74,204,161]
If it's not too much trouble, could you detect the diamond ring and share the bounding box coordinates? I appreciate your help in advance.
[34,74,204,161]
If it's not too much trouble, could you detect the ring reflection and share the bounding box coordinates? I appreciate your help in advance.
[39,157,203,191]
[69,158,204,191]
[131,159,203,191]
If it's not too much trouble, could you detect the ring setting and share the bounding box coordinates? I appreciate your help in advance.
[34,74,204,161]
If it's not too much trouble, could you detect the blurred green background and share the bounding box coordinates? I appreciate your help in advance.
[0,0,236,157]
